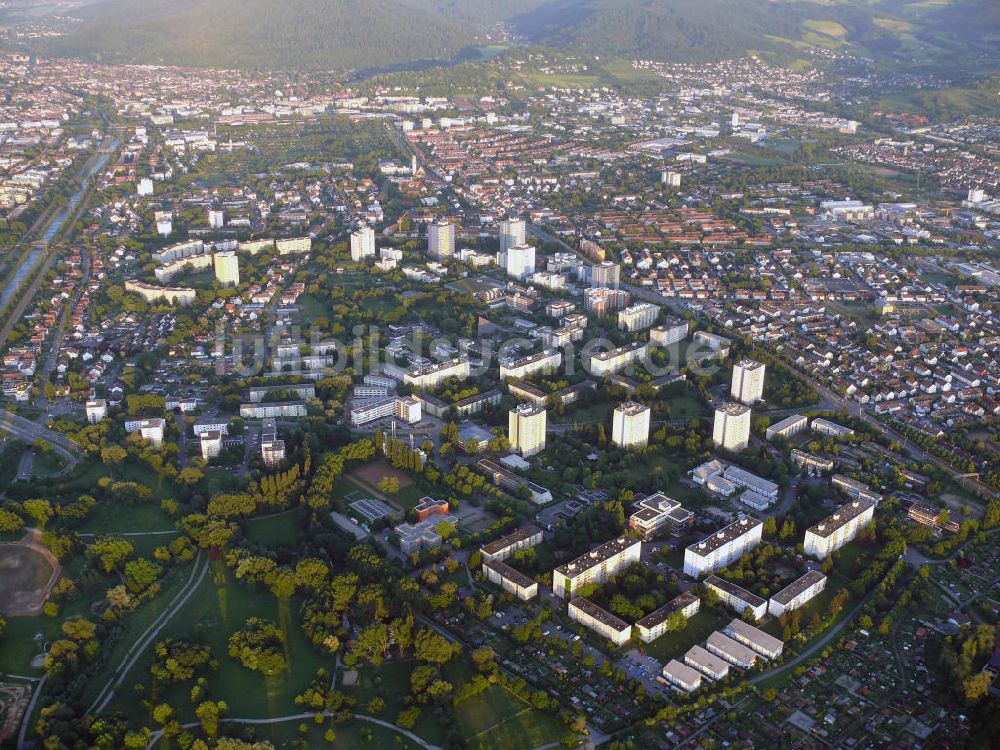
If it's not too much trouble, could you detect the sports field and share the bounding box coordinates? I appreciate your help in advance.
[0,537,59,617]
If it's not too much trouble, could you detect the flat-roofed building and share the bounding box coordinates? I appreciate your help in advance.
[124,417,166,446]
[476,458,553,504]
[766,414,808,441]
[684,516,763,578]
[628,492,693,539]
[832,474,883,505]
[612,401,651,448]
[483,560,538,600]
[213,250,240,287]
[428,220,455,259]
[661,659,702,692]
[722,465,779,502]
[703,575,767,621]
[276,236,311,255]
[553,536,641,599]
[85,399,108,424]
[768,570,827,617]
[635,592,700,643]
[724,618,783,659]
[350,226,376,261]
[804,499,875,559]
[811,418,854,438]
[508,403,546,457]
[396,513,458,555]
[200,430,223,460]
[684,645,730,680]
[499,349,561,381]
[404,358,470,390]
[568,597,632,646]
[591,260,620,289]
[706,631,757,668]
[790,449,834,474]
[587,342,648,377]
[239,401,307,419]
[481,525,543,562]
[731,359,766,404]
[713,402,751,451]
[260,418,285,467]
[650,318,688,346]
[618,302,659,332]
[908,503,961,534]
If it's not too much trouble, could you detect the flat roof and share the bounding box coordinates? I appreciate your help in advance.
[481,525,542,556]
[771,570,826,606]
[704,575,766,608]
[569,597,630,633]
[588,341,646,361]
[556,536,640,577]
[687,516,762,558]
[483,560,536,590]
[635,592,699,630]
[616,400,649,416]
[806,499,874,539]
[768,414,807,432]
[717,401,751,417]
[726,618,784,654]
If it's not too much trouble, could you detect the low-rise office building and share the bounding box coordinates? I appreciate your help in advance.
[811,418,854,438]
[791,449,834,474]
[628,492,693,539]
[832,474,883,505]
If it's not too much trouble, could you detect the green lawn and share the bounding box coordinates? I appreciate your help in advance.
[104,559,330,724]
[636,607,731,664]
[244,507,307,547]
[74,502,177,535]
[31,450,67,478]
[242,716,425,749]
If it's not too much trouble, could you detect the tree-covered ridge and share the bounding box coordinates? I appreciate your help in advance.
[43,0,482,70]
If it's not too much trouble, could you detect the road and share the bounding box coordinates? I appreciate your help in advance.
[0,408,81,466]
[86,553,209,716]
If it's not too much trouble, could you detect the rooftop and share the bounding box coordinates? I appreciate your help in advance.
[704,575,766,608]
[635,592,699,630]
[481,525,542,556]
[687,516,762,557]
[771,570,827,605]
[556,535,639,577]
[807,499,874,539]
[569,597,630,632]
[483,559,536,589]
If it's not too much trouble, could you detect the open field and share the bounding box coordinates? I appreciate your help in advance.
[0,533,60,617]
[636,607,731,664]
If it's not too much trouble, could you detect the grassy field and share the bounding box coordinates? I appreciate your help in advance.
[636,607,731,664]
[244,507,307,547]
[75,501,177,535]
[31,450,67,478]
[105,559,328,723]
[242,716,425,749]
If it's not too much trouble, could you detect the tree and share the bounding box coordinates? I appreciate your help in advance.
[101,444,128,467]
[396,707,420,730]
[228,618,287,676]
[348,624,389,666]
[378,476,400,494]
[963,672,992,704]
[0,508,23,532]
[22,499,53,528]
[124,559,161,593]
[88,537,134,573]
[413,628,455,664]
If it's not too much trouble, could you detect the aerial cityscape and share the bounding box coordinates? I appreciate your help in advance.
[0,0,996,748]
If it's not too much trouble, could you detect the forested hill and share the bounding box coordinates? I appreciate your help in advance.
[41,0,482,70]
[37,0,996,72]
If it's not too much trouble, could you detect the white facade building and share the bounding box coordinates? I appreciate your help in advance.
[508,403,546,457]
[731,360,765,404]
[612,401,651,449]
[350,226,376,261]
[804,499,875,559]
[683,516,763,577]
[713,402,751,451]
[553,536,641,599]
[428,220,455,259]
